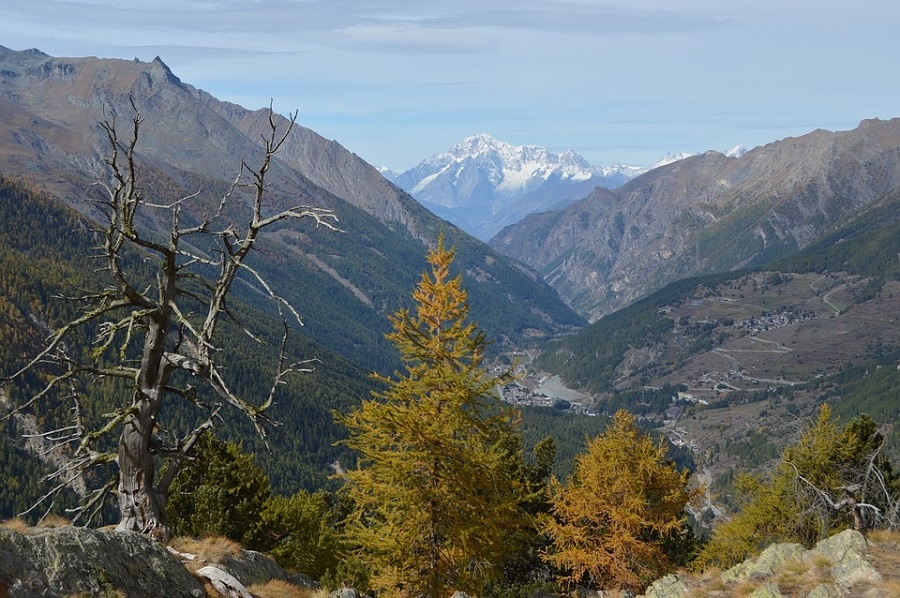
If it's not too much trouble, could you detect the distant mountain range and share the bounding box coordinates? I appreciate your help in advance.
[384,135,748,241]
[382,134,641,240]
[489,120,900,321]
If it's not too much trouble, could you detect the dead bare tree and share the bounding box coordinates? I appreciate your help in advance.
[789,433,900,536]
[2,100,338,539]
[785,416,900,535]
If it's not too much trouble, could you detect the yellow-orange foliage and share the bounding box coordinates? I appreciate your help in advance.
[339,237,529,597]
[540,410,691,592]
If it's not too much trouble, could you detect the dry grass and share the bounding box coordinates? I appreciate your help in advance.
[865,529,900,596]
[169,535,242,571]
[36,513,71,528]
[772,554,831,596]
[0,517,30,534]
[246,579,320,598]
[732,579,763,596]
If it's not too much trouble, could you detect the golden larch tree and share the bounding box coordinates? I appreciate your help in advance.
[540,409,692,593]
[338,236,531,598]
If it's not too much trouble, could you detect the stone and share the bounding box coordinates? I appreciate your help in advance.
[197,565,252,598]
[806,583,841,598]
[641,573,689,598]
[721,542,805,583]
[217,548,316,589]
[808,529,867,562]
[747,583,784,598]
[0,526,205,597]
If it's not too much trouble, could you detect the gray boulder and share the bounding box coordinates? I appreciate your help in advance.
[642,573,689,598]
[721,541,805,583]
[811,529,882,590]
[0,526,205,597]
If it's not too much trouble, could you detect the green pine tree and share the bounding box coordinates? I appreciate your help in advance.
[338,236,531,598]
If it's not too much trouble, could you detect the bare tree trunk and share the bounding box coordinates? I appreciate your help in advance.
[117,405,167,539]
[116,318,171,539]
[4,104,338,535]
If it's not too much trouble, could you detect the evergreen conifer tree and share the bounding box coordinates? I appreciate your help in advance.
[338,236,530,597]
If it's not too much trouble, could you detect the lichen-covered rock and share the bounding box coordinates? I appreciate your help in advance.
[746,583,783,598]
[808,529,867,562]
[806,583,842,598]
[827,544,882,589]
[642,573,688,598]
[0,526,205,597]
[721,542,805,583]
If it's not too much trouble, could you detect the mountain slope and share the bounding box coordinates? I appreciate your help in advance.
[533,193,900,483]
[490,119,900,321]
[0,45,584,363]
[387,134,640,240]
[0,46,585,499]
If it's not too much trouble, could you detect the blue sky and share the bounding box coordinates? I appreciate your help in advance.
[2,1,897,171]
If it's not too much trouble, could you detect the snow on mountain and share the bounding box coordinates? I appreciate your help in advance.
[386,134,751,241]
[400,133,603,198]
[649,145,748,168]
[377,165,400,179]
[650,152,697,169]
[389,134,638,240]
[725,145,749,158]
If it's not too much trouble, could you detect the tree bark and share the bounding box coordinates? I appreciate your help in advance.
[116,318,171,539]
[116,407,167,539]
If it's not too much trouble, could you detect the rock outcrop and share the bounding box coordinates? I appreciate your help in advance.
[0,526,205,597]
[640,529,884,598]
[0,525,314,597]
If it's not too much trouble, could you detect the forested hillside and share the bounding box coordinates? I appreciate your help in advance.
[0,176,374,508]
[535,191,900,490]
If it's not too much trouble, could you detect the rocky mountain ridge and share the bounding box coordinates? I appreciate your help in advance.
[490,118,900,321]
[0,44,583,356]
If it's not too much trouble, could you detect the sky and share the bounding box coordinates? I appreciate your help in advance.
[1,1,898,172]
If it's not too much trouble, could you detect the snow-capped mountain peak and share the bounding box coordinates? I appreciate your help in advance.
[651,152,696,169]
[725,145,749,158]
[389,134,639,240]
[409,134,605,197]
